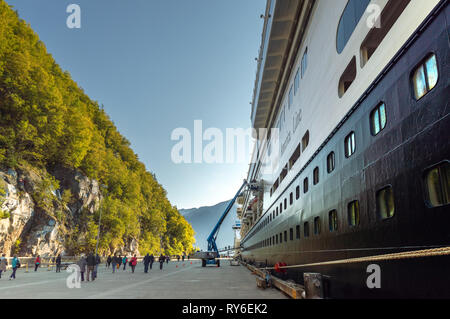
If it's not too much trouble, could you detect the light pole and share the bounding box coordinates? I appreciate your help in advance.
[95,184,107,256]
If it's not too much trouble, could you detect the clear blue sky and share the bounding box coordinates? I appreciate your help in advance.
[6,0,265,209]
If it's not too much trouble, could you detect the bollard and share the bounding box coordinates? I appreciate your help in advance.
[303,273,324,299]
[25,263,29,273]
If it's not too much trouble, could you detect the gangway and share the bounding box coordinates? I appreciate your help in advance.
[192,180,249,267]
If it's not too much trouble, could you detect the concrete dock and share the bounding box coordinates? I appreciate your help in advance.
[0,259,288,299]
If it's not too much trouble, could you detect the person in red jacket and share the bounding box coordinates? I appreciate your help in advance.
[34,255,41,272]
[130,255,137,273]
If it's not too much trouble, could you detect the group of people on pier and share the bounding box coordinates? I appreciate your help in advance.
[0,252,189,282]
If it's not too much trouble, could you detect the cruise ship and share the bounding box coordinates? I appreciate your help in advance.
[237,0,449,298]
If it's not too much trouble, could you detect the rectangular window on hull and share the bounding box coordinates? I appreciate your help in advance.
[314,217,321,235]
[296,186,300,200]
[377,186,395,219]
[424,162,450,207]
[327,152,336,173]
[370,103,387,136]
[284,231,287,243]
[313,167,319,185]
[284,198,287,210]
[345,132,356,158]
[294,68,300,94]
[304,177,309,193]
[296,225,300,239]
[348,200,360,226]
[290,228,293,241]
[412,54,438,100]
[329,210,338,232]
[304,222,310,237]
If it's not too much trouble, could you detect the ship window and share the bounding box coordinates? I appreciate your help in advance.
[289,85,293,109]
[327,152,336,173]
[412,54,438,100]
[273,179,279,192]
[345,132,356,158]
[338,56,357,98]
[301,48,308,78]
[281,232,284,243]
[424,162,450,207]
[290,192,293,205]
[370,103,387,136]
[296,185,300,200]
[314,217,321,235]
[360,0,411,67]
[294,68,300,94]
[284,198,287,210]
[276,207,279,216]
[280,164,288,182]
[348,200,360,226]
[313,167,319,185]
[304,222,310,237]
[289,144,301,169]
[270,213,272,222]
[336,0,371,54]
[302,130,310,151]
[280,203,282,214]
[303,177,309,193]
[329,210,338,232]
[276,234,278,244]
[377,186,395,219]
[290,228,294,241]
[296,225,300,239]
[270,188,273,197]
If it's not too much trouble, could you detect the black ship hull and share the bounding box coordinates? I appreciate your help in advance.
[241,2,450,299]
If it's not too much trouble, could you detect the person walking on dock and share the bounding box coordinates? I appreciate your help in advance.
[159,254,165,270]
[177,255,180,262]
[166,255,170,264]
[117,255,122,270]
[77,256,87,282]
[111,254,118,273]
[122,256,128,271]
[55,254,62,273]
[182,255,185,262]
[93,254,101,279]
[0,254,7,279]
[130,255,137,273]
[149,254,154,270]
[34,255,41,272]
[106,255,112,268]
[143,253,150,273]
[9,256,20,280]
[86,253,96,282]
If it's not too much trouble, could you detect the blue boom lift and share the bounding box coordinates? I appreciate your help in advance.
[195,180,249,267]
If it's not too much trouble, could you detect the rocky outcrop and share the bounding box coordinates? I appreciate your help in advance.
[0,165,120,257]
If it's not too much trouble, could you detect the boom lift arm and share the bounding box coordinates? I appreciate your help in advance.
[195,180,248,267]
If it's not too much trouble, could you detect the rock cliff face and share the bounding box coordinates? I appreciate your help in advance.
[0,165,136,257]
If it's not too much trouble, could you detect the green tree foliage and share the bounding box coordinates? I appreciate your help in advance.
[0,1,195,255]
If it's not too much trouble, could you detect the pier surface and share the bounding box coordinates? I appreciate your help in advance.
[0,259,287,299]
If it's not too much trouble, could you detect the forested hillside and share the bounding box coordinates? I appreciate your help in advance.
[0,1,194,255]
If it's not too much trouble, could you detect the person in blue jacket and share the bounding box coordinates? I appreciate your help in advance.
[9,255,20,280]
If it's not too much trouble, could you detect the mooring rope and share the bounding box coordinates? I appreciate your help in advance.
[259,246,450,270]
